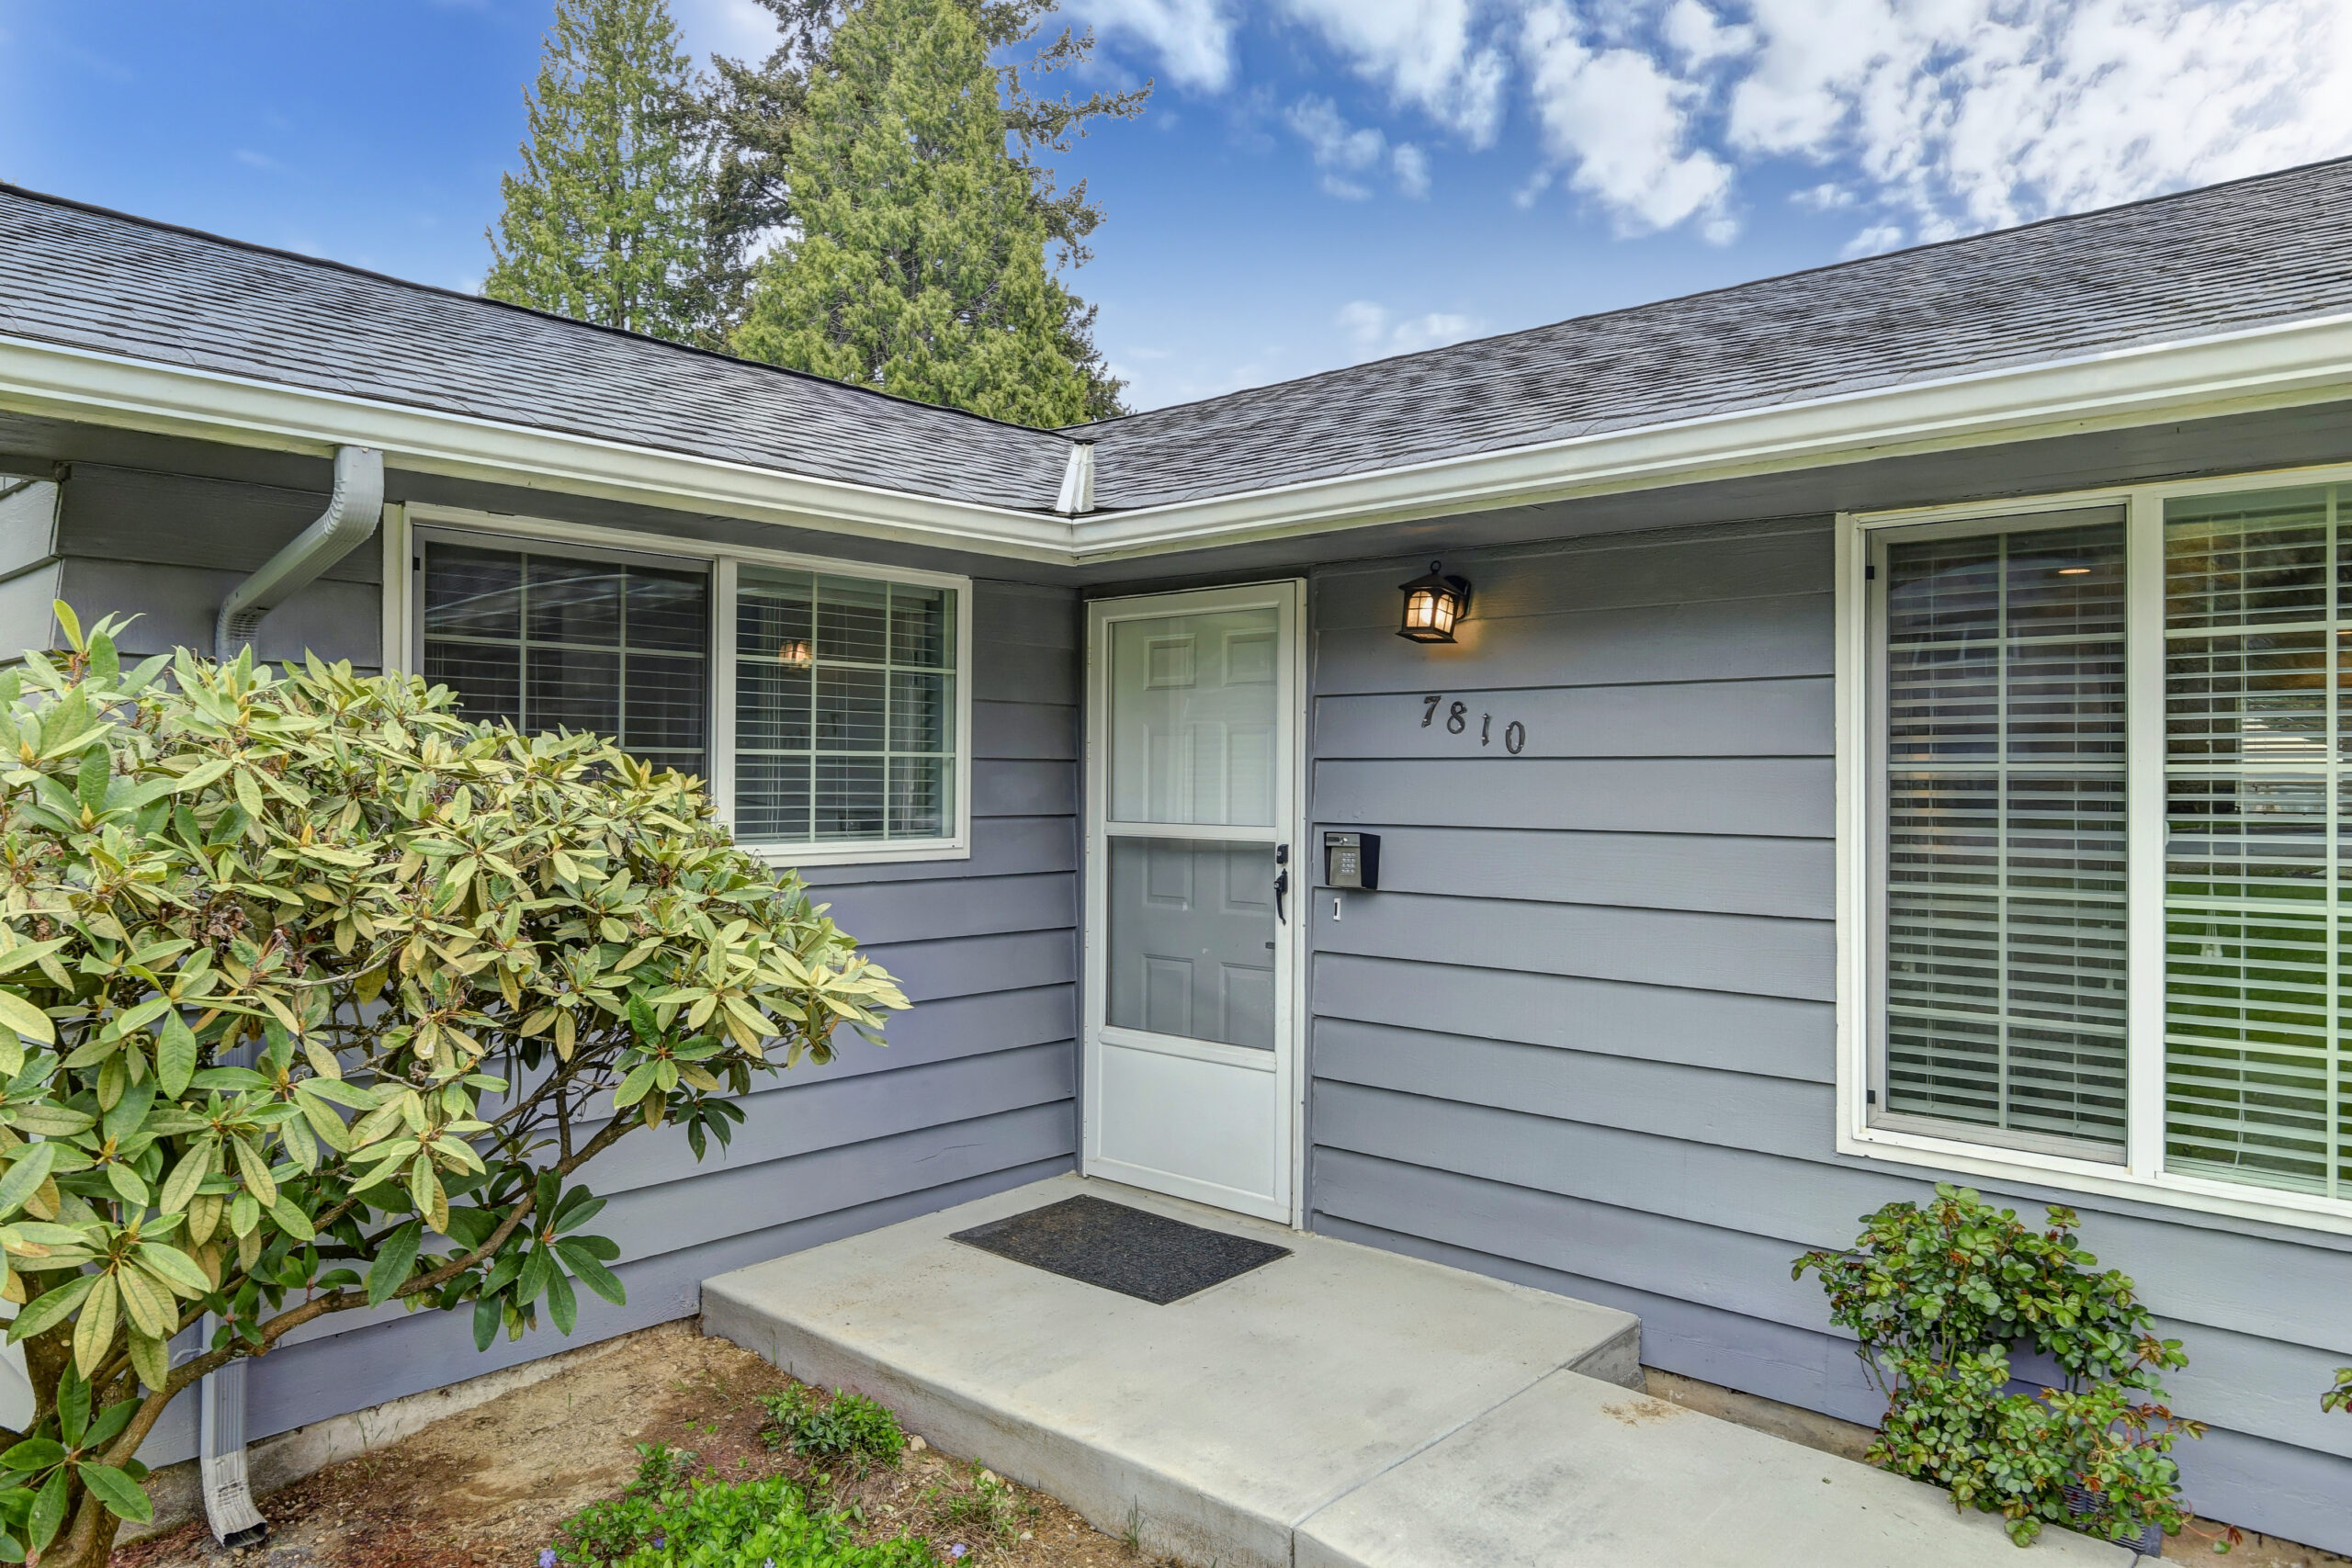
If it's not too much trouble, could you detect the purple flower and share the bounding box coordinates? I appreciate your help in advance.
[539,1551,557,1568]
[947,1547,968,1560]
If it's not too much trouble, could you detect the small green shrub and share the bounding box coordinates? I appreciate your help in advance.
[762,1384,907,1466]
[1796,1183,2199,1548]
[2326,1368,2352,1416]
[548,1472,936,1567]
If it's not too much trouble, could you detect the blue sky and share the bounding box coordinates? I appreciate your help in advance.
[3,0,2349,412]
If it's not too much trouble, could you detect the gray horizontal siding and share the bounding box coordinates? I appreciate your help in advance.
[1303,523,2352,1554]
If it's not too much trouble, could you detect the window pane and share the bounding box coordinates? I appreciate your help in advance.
[891,671,949,752]
[818,576,888,662]
[1880,515,2129,1156]
[623,653,706,760]
[526,558,622,646]
[816,756,886,840]
[737,754,810,841]
[889,584,951,668]
[424,546,520,637]
[528,646,619,736]
[817,666,887,750]
[890,755,945,838]
[2165,486,2349,1200]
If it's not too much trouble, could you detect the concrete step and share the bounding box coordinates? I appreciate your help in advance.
[1295,1367,2133,1567]
[702,1174,1641,1568]
[702,1173,2134,1568]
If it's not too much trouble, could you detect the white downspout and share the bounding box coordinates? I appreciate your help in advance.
[196,446,381,1546]
[213,446,385,662]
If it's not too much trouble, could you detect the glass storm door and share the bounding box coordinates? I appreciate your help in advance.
[1084,582,1304,1222]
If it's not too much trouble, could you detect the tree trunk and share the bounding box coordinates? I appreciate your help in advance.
[40,1504,123,1568]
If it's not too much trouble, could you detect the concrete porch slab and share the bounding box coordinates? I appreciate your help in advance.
[703,1173,2132,1568]
[701,1173,1642,1568]
[1294,1368,2134,1568]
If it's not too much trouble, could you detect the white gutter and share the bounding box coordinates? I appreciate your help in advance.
[198,1327,266,1546]
[214,445,383,661]
[7,310,2352,568]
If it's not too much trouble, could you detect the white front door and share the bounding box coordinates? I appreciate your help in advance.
[1083,582,1305,1223]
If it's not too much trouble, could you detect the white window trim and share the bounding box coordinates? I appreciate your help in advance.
[1838,458,2352,1237]
[393,502,974,869]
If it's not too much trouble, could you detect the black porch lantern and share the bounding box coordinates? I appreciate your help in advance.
[1396,560,1471,643]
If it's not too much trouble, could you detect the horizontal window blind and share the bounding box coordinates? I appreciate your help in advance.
[2165,486,2348,1200]
[421,541,709,779]
[1879,515,2129,1155]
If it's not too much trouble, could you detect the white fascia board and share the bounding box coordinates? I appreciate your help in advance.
[1072,309,2352,561]
[13,310,2352,568]
[0,334,1079,564]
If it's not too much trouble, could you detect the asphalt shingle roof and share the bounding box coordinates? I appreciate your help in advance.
[0,185,1077,511]
[1073,156,2352,510]
[7,158,2352,521]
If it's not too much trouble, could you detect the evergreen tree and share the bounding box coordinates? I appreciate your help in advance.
[708,0,1139,419]
[728,0,1104,426]
[485,0,717,345]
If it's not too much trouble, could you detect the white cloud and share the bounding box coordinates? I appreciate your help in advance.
[1791,181,1856,210]
[233,149,277,170]
[1393,141,1430,197]
[1288,96,1428,199]
[1337,299,1483,360]
[1841,220,1906,256]
[1662,0,1754,67]
[1724,0,2352,239]
[1519,1,1736,239]
[1277,0,1509,145]
[1066,0,1239,92]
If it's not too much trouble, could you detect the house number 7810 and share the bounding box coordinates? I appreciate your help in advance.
[1421,694,1527,755]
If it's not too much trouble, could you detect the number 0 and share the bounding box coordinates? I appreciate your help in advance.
[1504,721,1526,756]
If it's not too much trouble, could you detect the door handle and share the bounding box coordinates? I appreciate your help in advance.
[1274,843,1290,923]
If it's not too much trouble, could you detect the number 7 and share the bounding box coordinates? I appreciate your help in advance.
[1421,694,1442,728]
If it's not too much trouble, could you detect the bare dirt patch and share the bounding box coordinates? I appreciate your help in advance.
[113,1320,1168,1568]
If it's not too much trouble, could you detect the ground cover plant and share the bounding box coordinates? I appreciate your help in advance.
[0,606,906,1567]
[1795,1183,2211,1549]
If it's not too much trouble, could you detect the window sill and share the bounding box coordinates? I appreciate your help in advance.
[745,840,971,870]
[1838,1122,2352,1239]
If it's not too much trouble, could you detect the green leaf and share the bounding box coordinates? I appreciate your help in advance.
[0,1145,57,1223]
[553,1238,626,1307]
[0,1440,62,1473]
[26,1467,64,1554]
[515,1245,551,1307]
[154,1011,197,1098]
[76,1463,152,1524]
[366,1221,423,1308]
[55,1366,87,1448]
[611,1062,659,1109]
[133,1243,213,1298]
[0,994,51,1048]
[72,1271,118,1378]
[267,1195,315,1244]
[158,1145,211,1215]
[7,1271,95,1343]
[544,1264,578,1334]
[471,1292,500,1353]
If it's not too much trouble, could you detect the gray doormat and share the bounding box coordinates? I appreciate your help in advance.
[950,1194,1291,1304]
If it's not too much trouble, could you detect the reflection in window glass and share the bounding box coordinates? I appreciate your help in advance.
[422,541,707,778]
[735,568,956,844]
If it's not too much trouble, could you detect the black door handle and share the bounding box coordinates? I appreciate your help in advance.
[1274,843,1290,923]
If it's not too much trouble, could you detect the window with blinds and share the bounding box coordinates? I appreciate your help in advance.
[732,568,957,845]
[2164,487,2347,1201]
[421,541,709,779]
[1878,513,2131,1158]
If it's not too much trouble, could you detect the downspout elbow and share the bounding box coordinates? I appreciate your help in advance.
[214,446,385,663]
